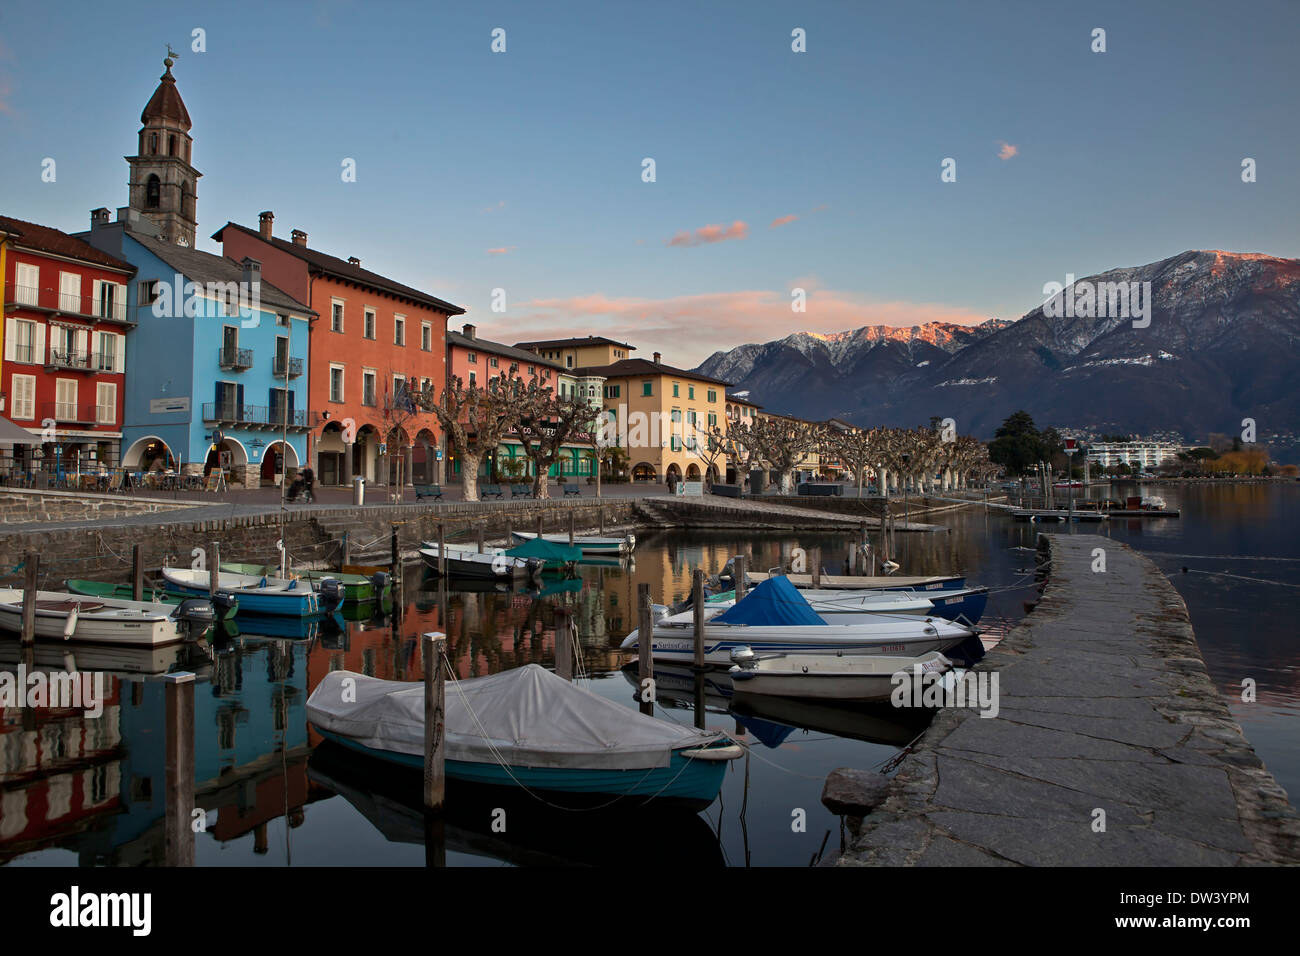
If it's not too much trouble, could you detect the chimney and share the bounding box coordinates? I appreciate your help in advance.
[259,211,274,239]
[90,208,111,229]
[347,256,360,266]
[462,323,476,340]
[292,229,308,247]
[653,351,661,364]
[241,256,262,288]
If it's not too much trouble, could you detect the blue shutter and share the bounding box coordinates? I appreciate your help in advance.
[236,384,245,420]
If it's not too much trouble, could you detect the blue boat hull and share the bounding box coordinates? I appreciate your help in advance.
[313,728,728,809]
[925,587,988,624]
[166,581,325,617]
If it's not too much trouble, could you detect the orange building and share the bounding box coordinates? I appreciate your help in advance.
[213,213,464,485]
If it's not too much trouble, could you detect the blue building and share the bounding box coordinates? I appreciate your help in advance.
[77,58,315,486]
[82,212,315,486]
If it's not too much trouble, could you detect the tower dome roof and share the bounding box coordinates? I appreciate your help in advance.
[140,59,192,131]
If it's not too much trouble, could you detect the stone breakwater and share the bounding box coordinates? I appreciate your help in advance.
[827,533,1300,866]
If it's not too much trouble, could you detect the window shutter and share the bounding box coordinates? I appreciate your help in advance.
[34,324,45,364]
[92,281,103,316]
[4,319,14,362]
[115,333,126,373]
[236,384,244,416]
[75,328,89,358]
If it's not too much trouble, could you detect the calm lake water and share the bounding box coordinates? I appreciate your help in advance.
[1,482,1294,866]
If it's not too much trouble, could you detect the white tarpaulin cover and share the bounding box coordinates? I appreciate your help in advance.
[307,664,726,771]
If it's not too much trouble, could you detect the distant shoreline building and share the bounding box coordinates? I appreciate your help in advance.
[1087,440,1182,470]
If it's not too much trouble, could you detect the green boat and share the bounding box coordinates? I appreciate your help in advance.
[504,537,582,571]
[220,562,390,604]
[66,579,240,622]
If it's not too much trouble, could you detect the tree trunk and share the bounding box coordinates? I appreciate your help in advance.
[779,468,796,495]
[460,452,481,501]
[534,464,550,499]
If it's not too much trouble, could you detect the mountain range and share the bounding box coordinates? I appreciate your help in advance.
[694,251,1300,438]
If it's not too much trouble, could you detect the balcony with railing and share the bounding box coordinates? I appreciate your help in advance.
[272,355,304,378]
[218,346,254,370]
[201,402,320,431]
[4,285,129,323]
[42,401,114,426]
[44,349,93,372]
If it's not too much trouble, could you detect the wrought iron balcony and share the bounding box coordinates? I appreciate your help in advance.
[272,355,304,378]
[201,402,320,431]
[218,346,254,370]
[42,401,112,425]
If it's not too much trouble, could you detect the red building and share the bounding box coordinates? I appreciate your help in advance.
[1,215,135,474]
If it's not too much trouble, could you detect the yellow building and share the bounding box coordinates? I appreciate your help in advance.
[577,351,729,483]
[516,335,634,372]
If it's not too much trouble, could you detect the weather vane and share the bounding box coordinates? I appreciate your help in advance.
[165,44,180,67]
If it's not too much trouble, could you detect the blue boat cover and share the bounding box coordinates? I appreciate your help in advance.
[713,575,826,627]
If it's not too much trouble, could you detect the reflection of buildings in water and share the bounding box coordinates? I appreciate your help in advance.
[0,639,314,866]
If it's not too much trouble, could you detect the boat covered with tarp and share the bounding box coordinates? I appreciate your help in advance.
[307,663,741,809]
[505,537,583,570]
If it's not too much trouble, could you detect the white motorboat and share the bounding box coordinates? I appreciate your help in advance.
[729,648,953,701]
[0,588,194,647]
[420,543,539,579]
[621,577,981,666]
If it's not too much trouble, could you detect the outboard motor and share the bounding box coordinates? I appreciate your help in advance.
[172,598,217,638]
[317,577,345,612]
[369,571,391,600]
[728,645,758,678]
[208,590,238,622]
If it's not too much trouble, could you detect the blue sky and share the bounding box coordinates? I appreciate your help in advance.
[2,0,1296,364]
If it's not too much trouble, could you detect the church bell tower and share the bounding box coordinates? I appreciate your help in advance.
[126,53,201,246]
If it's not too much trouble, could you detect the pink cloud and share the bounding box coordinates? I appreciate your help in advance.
[666,220,748,247]
[998,141,1018,160]
[486,246,515,255]
[770,214,798,228]
[497,289,992,366]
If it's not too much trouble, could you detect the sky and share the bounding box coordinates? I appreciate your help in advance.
[1,0,1297,366]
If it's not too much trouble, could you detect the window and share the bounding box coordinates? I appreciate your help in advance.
[708,412,717,427]
[59,272,82,313]
[688,410,697,425]
[329,365,345,402]
[468,371,476,387]
[604,384,621,399]
[139,279,159,306]
[11,374,35,420]
[672,383,679,398]
[688,386,695,400]
[96,332,119,371]
[642,381,652,397]
[566,355,573,368]
[331,299,344,332]
[527,365,536,376]
[394,314,406,346]
[671,408,681,423]
[15,263,40,305]
[467,351,477,364]
[363,309,376,339]
[393,374,405,406]
[421,322,432,351]
[55,379,78,420]
[707,389,716,403]
[488,356,498,368]
[9,319,37,363]
[269,387,293,425]
[95,282,122,320]
[670,435,681,452]
[362,369,377,406]
[96,382,117,424]
[275,335,289,375]
[146,175,161,208]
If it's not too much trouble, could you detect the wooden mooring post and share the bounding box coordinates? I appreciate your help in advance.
[437,522,446,575]
[163,671,196,867]
[692,569,707,672]
[598,507,605,535]
[423,632,448,812]
[477,524,485,554]
[208,543,219,597]
[391,524,402,613]
[554,608,572,681]
[568,510,576,546]
[20,552,39,647]
[132,544,144,601]
[637,583,654,717]
[811,547,821,589]
[858,522,868,575]
[537,513,544,538]
[734,555,747,600]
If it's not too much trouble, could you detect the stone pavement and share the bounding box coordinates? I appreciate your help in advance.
[832,533,1300,866]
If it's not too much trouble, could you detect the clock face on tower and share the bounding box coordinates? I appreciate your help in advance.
[176,236,190,247]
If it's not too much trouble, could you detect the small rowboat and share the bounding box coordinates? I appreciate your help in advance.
[510,531,635,556]
[66,579,239,622]
[0,588,202,647]
[419,543,539,580]
[307,663,741,810]
[220,562,390,604]
[729,648,954,702]
[161,567,336,617]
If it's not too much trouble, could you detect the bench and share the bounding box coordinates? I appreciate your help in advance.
[480,483,504,498]
[563,483,581,497]
[415,484,444,500]
[510,484,534,498]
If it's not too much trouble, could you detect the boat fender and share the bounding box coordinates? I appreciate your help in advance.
[63,606,79,640]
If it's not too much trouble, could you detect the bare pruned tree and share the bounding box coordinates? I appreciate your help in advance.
[415,373,518,501]
[511,377,603,499]
[737,415,825,494]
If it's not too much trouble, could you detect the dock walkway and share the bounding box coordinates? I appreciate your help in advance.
[832,533,1300,866]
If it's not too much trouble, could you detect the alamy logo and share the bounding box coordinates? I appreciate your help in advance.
[150,272,262,327]
[49,887,150,936]
[1042,274,1152,328]
[0,667,107,718]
